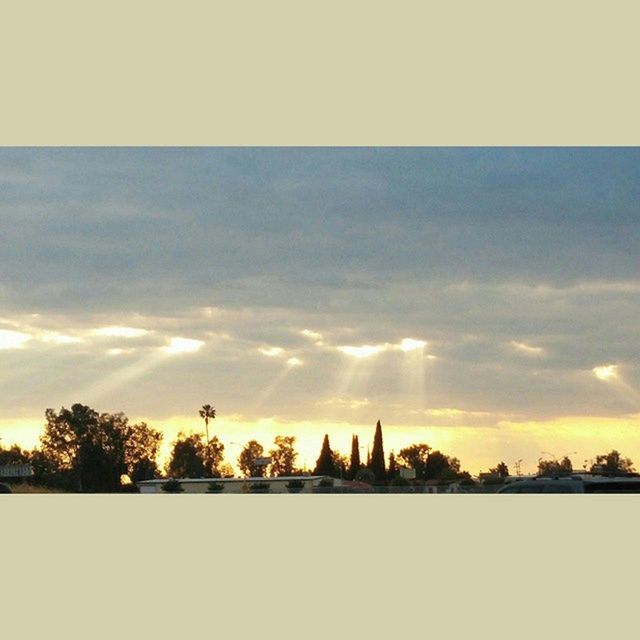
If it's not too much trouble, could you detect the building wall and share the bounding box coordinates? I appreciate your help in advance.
[138,478,319,494]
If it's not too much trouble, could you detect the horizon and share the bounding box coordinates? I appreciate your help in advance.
[1,147,638,476]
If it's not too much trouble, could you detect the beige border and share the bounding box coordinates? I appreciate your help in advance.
[2,2,640,638]
[1,1,639,145]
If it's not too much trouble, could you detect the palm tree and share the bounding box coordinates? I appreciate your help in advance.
[199,404,216,444]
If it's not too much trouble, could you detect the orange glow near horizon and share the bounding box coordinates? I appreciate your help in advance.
[4,413,640,477]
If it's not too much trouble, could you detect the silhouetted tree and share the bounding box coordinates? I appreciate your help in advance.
[0,443,30,466]
[355,467,375,485]
[489,462,509,478]
[370,420,386,483]
[424,450,458,481]
[387,451,398,480]
[123,420,163,482]
[538,456,573,477]
[590,450,634,475]
[331,450,348,479]
[166,432,207,478]
[238,440,266,477]
[314,434,337,477]
[165,432,225,478]
[348,434,361,480]
[269,435,298,477]
[398,443,431,479]
[39,404,163,492]
[199,403,216,444]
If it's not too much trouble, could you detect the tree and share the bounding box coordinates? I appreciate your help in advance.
[238,440,266,477]
[348,434,361,480]
[269,436,298,477]
[424,450,458,481]
[123,421,163,482]
[538,456,573,477]
[489,462,510,478]
[591,450,635,475]
[314,434,337,477]
[203,437,226,477]
[199,403,216,444]
[39,404,163,492]
[0,442,30,467]
[370,420,386,483]
[40,404,100,491]
[398,443,432,479]
[331,450,348,479]
[165,432,226,478]
[387,451,398,480]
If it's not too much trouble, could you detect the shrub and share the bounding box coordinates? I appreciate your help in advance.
[286,479,305,493]
[318,477,334,488]
[162,479,184,493]
[119,483,140,493]
[354,468,375,485]
[249,482,270,493]
[207,481,225,493]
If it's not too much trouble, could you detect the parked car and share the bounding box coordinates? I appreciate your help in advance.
[498,475,640,493]
[0,483,12,494]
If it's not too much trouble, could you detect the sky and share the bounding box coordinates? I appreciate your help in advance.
[0,147,639,473]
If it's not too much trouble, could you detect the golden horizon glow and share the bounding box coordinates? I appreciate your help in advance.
[4,413,640,477]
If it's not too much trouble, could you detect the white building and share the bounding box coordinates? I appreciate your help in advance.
[137,476,329,494]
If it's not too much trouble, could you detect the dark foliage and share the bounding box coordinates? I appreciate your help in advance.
[370,420,386,483]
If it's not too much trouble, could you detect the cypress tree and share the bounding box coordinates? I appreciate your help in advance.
[370,420,386,483]
[348,434,361,480]
[314,434,336,477]
[387,451,398,480]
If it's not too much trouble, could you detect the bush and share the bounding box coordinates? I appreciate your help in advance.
[354,468,375,485]
[249,482,270,493]
[162,479,184,493]
[286,479,305,493]
[119,483,140,493]
[318,477,334,488]
[389,476,412,491]
[207,481,225,493]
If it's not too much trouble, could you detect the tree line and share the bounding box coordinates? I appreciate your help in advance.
[0,402,635,492]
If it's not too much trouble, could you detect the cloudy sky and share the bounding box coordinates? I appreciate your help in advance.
[1,148,638,472]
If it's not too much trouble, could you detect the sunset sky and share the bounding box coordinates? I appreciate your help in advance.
[1,148,638,473]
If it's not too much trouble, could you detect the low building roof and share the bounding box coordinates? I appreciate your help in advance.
[138,476,327,485]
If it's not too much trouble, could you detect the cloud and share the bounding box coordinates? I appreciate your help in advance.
[593,364,619,381]
[510,340,544,356]
[0,329,31,350]
[91,326,148,338]
[259,346,284,357]
[163,337,205,355]
[0,148,638,430]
